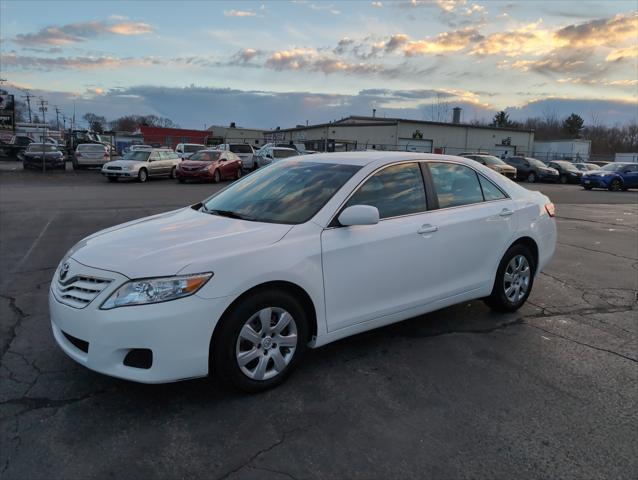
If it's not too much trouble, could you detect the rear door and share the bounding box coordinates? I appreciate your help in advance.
[147,151,162,175]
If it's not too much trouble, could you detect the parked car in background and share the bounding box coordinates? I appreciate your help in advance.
[215,144,256,171]
[175,143,206,160]
[177,149,242,183]
[573,163,599,172]
[461,154,517,179]
[50,152,556,392]
[21,143,66,170]
[128,144,153,152]
[547,161,583,184]
[0,135,34,160]
[73,143,110,169]
[255,146,299,168]
[505,156,560,183]
[581,162,638,191]
[101,148,180,183]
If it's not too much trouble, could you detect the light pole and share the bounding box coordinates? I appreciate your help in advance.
[38,99,48,173]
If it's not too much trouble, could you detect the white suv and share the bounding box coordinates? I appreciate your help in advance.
[175,143,206,160]
[216,144,256,170]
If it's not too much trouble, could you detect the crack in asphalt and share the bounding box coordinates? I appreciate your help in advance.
[215,421,319,480]
[557,241,638,261]
[0,294,29,361]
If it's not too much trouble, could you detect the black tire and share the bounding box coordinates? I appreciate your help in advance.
[526,172,536,183]
[137,168,148,183]
[583,185,593,190]
[211,289,309,393]
[107,177,118,183]
[559,175,567,184]
[236,168,242,180]
[484,243,535,312]
[72,160,80,170]
[213,169,221,183]
[609,178,622,191]
[169,166,177,179]
[178,178,185,184]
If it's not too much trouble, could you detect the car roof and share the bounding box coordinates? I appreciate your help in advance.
[295,151,486,167]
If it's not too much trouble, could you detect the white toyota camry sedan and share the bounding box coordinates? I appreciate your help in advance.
[50,152,556,392]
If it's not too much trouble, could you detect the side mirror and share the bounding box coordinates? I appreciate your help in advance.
[338,205,380,226]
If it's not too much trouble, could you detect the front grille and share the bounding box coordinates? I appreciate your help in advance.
[62,331,89,353]
[54,274,112,309]
[182,166,200,172]
[107,166,122,171]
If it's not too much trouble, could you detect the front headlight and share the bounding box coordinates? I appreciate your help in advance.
[100,273,213,309]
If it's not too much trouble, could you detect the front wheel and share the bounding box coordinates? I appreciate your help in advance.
[169,166,177,179]
[484,244,535,312]
[213,169,221,183]
[559,175,567,184]
[211,289,309,393]
[236,168,242,180]
[609,178,622,191]
[526,172,536,183]
[137,168,148,183]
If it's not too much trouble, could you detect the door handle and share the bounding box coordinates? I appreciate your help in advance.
[499,208,514,217]
[417,224,438,234]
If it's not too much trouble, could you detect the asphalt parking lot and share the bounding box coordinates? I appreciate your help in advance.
[1,165,637,479]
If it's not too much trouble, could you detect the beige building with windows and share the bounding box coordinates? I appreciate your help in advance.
[268,115,534,157]
[206,123,267,147]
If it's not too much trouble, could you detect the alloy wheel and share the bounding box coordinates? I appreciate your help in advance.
[503,255,531,303]
[235,307,298,381]
[527,172,536,183]
[610,179,621,191]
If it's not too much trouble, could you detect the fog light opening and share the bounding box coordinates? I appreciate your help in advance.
[123,349,153,369]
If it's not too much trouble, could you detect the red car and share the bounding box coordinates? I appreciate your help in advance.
[176,149,243,183]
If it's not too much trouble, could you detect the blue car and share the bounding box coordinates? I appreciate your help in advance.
[581,162,638,191]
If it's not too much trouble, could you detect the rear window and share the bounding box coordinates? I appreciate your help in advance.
[273,149,298,159]
[78,144,106,152]
[185,145,205,153]
[229,144,253,154]
[27,144,58,152]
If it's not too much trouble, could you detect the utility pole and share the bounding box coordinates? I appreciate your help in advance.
[21,89,33,123]
[54,106,61,130]
[38,99,48,173]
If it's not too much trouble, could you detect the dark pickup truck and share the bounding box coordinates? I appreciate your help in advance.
[0,135,35,160]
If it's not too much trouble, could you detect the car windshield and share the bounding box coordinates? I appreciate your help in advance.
[601,163,626,172]
[27,144,58,152]
[478,156,506,166]
[122,151,150,161]
[189,151,222,162]
[527,158,546,168]
[230,144,252,154]
[273,149,298,159]
[202,161,361,224]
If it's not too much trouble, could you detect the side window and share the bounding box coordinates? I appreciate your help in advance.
[345,163,427,219]
[429,163,484,208]
[478,175,507,201]
[149,152,160,162]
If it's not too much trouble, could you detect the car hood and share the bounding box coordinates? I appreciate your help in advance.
[102,160,145,169]
[70,207,293,278]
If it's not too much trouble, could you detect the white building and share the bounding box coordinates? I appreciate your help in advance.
[206,123,267,147]
[614,153,638,163]
[533,139,591,162]
[268,114,535,157]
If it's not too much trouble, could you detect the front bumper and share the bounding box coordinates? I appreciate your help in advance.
[538,172,560,182]
[49,258,233,383]
[102,169,136,178]
[176,169,214,180]
[581,176,611,188]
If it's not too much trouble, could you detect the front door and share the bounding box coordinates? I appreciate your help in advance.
[321,162,435,332]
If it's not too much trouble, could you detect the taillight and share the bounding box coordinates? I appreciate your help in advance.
[545,202,555,217]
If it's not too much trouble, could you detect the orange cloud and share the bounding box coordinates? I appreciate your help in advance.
[606,45,638,61]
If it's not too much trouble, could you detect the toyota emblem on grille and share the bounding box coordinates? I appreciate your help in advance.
[59,262,70,280]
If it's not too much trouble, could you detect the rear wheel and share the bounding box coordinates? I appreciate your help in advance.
[137,168,148,183]
[526,172,536,183]
[484,244,535,312]
[107,177,118,183]
[236,168,242,180]
[211,289,309,393]
[609,178,622,191]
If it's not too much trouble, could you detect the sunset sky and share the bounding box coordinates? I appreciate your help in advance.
[1,0,637,129]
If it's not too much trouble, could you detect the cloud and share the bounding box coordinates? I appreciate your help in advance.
[404,28,483,55]
[231,48,263,63]
[606,45,638,62]
[308,3,341,15]
[2,53,160,71]
[13,20,154,46]
[264,48,392,75]
[223,9,256,17]
[554,12,638,48]
[371,1,383,7]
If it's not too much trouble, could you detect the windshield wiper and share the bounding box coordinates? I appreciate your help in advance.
[202,208,249,220]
